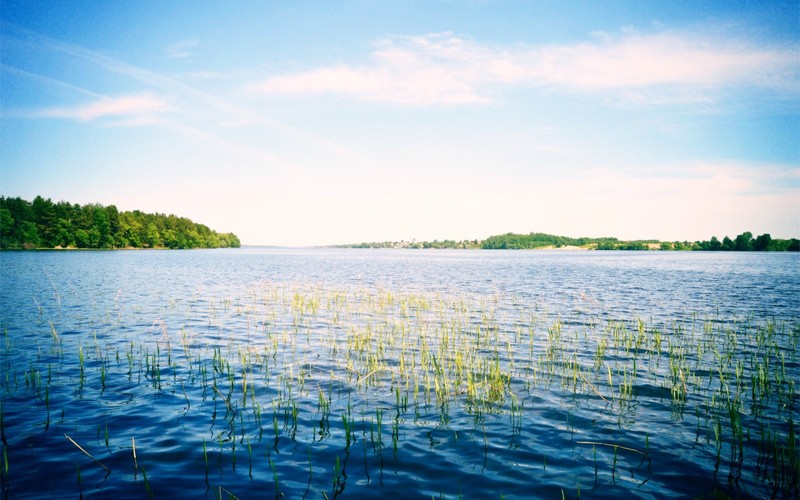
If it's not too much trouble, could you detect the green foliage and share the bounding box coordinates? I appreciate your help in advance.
[753,233,771,251]
[478,231,797,252]
[482,232,645,250]
[735,231,754,251]
[339,231,798,253]
[722,236,735,251]
[0,196,240,250]
[595,241,653,251]
[695,232,798,252]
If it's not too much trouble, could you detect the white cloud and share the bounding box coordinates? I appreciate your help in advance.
[256,34,493,105]
[253,30,798,106]
[37,94,173,122]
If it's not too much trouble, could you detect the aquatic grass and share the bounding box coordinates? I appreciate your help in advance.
[132,436,138,471]
[75,463,82,496]
[201,437,207,469]
[3,281,798,498]
[218,486,240,500]
[141,466,152,499]
[267,451,279,495]
[64,434,110,473]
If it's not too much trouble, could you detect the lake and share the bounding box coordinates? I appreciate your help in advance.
[0,248,798,498]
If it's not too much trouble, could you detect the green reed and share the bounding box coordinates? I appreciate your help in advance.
[3,282,797,498]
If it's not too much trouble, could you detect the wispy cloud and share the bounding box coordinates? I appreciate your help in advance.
[1,23,261,125]
[36,93,173,122]
[0,63,104,99]
[165,39,199,59]
[253,30,798,106]
[254,34,495,105]
[0,23,372,167]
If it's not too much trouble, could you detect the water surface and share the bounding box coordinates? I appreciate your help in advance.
[1,248,797,498]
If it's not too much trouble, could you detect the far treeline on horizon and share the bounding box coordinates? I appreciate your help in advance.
[342,232,800,252]
[1,195,798,252]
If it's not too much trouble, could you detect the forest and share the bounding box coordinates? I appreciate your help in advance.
[686,232,799,251]
[481,232,638,249]
[340,232,799,251]
[482,231,799,251]
[0,196,241,250]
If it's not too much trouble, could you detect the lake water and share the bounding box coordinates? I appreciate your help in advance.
[1,248,798,498]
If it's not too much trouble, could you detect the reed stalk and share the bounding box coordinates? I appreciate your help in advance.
[64,434,110,473]
[132,436,138,471]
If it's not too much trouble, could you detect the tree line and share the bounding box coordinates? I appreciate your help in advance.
[481,232,640,250]
[340,231,799,252]
[600,232,798,251]
[0,196,241,250]
[689,232,798,251]
[485,231,798,251]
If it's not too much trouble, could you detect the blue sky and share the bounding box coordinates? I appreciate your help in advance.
[1,1,798,245]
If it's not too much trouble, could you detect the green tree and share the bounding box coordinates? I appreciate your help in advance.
[721,236,734,251]
[0,208,14,247]
[53,219,75,248]
[143,224,161,248]
[74,229,90,248]
[32,196,57,247]
[20,221,41,248]
[105,205,121,246]
[93,208,112,248]
[753,233,771,251]
[735,232,753,251]
[119,212,141,247]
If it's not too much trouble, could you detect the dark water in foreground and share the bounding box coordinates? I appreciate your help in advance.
[0,248,798,499]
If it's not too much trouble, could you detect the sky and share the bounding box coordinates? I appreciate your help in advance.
[1,1,798,246]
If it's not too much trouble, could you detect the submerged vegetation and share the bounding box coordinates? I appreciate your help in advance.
[0,195,240,249]
[339,231,800,251]
[1,281,797,498]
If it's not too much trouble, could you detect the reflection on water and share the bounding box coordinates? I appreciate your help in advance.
[0,249,798,499]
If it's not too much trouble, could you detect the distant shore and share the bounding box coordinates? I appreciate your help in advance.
[544,245,587,251]
[336,231,799,252]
